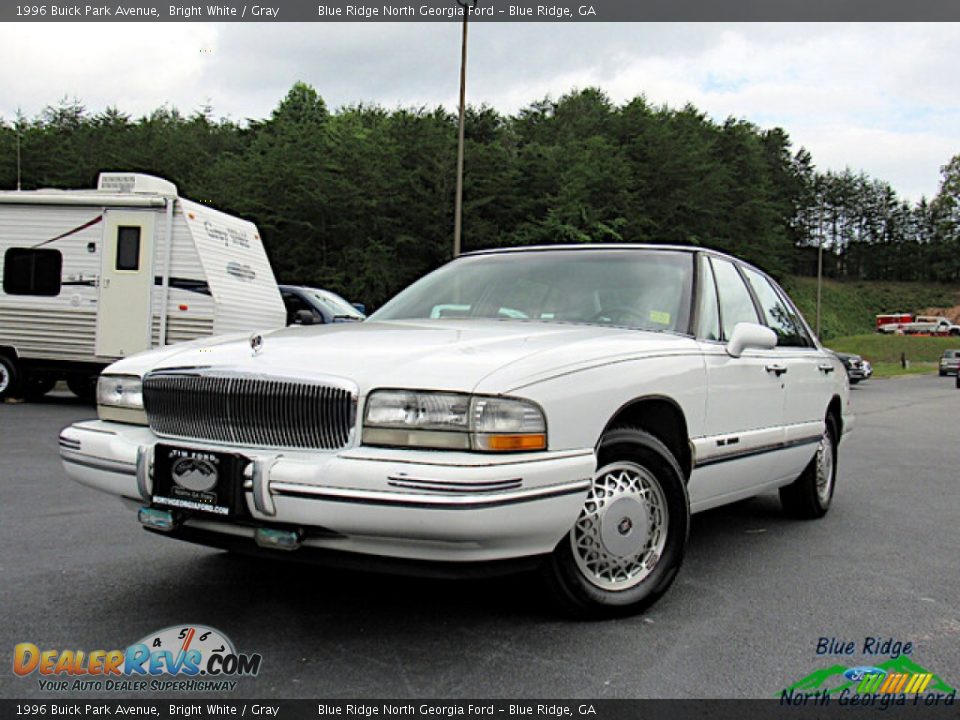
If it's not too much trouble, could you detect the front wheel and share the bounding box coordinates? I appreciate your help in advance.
[542,428,689,618]
[780,415,838,519]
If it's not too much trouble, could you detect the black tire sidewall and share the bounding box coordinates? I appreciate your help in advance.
[547,428,690,615]
[815,415,840,512]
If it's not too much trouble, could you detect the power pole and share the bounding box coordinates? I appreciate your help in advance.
[453,0,477,258]
[15,108,23,191]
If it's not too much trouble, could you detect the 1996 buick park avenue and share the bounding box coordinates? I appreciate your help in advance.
[61,246,852,616]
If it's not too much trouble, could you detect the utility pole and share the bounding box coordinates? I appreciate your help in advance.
[816,204,823,338]
[15,108,23,191]
[453,0,477,258]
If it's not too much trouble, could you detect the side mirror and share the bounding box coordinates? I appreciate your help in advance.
[352,303,366,315]
[726,322,777,358]
[294,309,316,326]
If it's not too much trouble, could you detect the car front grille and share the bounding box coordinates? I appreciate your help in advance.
[142,371,356,450]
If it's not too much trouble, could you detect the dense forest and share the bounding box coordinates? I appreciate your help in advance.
[1,83,958,308]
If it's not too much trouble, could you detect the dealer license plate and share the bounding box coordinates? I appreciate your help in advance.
[152,445,247,517]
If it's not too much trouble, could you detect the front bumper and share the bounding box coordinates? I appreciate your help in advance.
[59,421,595,564]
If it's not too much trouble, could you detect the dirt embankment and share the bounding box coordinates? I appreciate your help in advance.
[920,306,960,323]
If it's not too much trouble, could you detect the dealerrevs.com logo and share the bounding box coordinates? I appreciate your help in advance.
[13,625,262,693]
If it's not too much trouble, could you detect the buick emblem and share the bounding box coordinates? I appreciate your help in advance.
[250,333,264,356]
[171,457,219,493]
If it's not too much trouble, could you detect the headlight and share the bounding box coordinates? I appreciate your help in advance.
[96,374,146,425]
[362,390,546,452]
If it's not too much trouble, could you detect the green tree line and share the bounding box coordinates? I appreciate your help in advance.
[1,83,957,308]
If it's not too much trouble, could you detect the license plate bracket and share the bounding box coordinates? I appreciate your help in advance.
[152,444,248,518]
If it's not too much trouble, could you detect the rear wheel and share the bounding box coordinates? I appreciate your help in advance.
[542,428,689,618]
[780,415,838,519]
[0,355,21,400]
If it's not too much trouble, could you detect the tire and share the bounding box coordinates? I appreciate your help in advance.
[23,375,56,400]
[66,374,96,404]
[940,371,947,377]
[780,415,839,519]
[0,355,21,400]
[542,427,690,619]
[849,378,860,385]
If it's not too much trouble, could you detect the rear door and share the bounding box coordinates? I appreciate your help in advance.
[741,265,829,441]
[95,210,155,358]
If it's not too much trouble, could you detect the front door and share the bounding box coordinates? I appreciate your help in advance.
[95,210,155,358]
[689,256,787,508]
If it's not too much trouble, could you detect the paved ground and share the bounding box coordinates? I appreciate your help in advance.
[1,376,957,699]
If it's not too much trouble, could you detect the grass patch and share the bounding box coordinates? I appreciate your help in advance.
[782,276,960,340]
[827,333,960,364]
[868,362,938,378]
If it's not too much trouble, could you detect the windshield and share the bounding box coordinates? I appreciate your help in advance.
[307,289,364,319]
[370,249,694,333]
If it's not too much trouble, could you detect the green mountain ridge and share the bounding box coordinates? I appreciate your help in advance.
[783,656,956,696]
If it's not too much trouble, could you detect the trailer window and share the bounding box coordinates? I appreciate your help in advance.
[3,248,62,296]
[116,226,141,271]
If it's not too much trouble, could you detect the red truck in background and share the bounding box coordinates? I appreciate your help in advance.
[876,313,912,332]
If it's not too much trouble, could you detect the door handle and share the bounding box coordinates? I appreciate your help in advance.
[818,363,835,374]
[765,364,788,377]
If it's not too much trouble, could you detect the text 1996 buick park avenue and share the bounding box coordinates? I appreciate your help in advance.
[60,245,852,617]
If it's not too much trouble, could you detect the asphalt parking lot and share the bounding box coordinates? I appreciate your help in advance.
[1,375,957,699]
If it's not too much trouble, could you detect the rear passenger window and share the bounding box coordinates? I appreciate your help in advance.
[742,267,811,348]
[710,258,760,341]
[3,248,62,296]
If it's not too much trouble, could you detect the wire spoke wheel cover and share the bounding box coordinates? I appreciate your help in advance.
[571,461,669,591]
[815,430,835,505]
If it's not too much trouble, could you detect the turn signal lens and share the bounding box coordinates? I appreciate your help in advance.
[477,433,547,452]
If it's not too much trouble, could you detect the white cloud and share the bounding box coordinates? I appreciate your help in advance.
[0,22,957,200]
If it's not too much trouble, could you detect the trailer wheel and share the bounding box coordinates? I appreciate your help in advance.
[66,374,97,404]
[24,375,57,400]
[0,355,21,400]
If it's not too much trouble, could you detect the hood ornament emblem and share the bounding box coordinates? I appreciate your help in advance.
[250,333,264,356]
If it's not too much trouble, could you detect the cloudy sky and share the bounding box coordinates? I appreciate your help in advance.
[1,22,957,201]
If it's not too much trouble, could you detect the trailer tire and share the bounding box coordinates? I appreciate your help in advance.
[67,374,97,404]
[24,375,57,400]
[0,355,21,400]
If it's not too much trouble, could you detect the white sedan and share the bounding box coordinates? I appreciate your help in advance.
[60,245,852,617]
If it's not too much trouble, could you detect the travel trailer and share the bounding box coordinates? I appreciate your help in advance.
[0,173,285,400]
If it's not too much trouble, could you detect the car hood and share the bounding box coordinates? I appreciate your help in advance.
[105,319,700,395]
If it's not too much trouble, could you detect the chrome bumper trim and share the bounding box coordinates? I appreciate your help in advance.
[59,449,136,476]
[270,478,591,510]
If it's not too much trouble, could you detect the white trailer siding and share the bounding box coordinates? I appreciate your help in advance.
[0,174,284,376]
[179,198,285,335]
[0,204,110,362]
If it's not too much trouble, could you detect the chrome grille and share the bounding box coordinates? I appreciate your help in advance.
[143,371,356,450]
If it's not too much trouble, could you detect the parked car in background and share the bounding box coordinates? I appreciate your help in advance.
[279,285,365,326]
[832,351,869,384]
[939,349,960,376]
[61,245,851,617]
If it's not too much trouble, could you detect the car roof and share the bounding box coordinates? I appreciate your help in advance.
[461,243,742,264]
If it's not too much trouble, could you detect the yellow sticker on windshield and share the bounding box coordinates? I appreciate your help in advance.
[649,310,671,325]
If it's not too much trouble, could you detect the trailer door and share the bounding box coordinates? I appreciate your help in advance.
[95,210,155,358]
